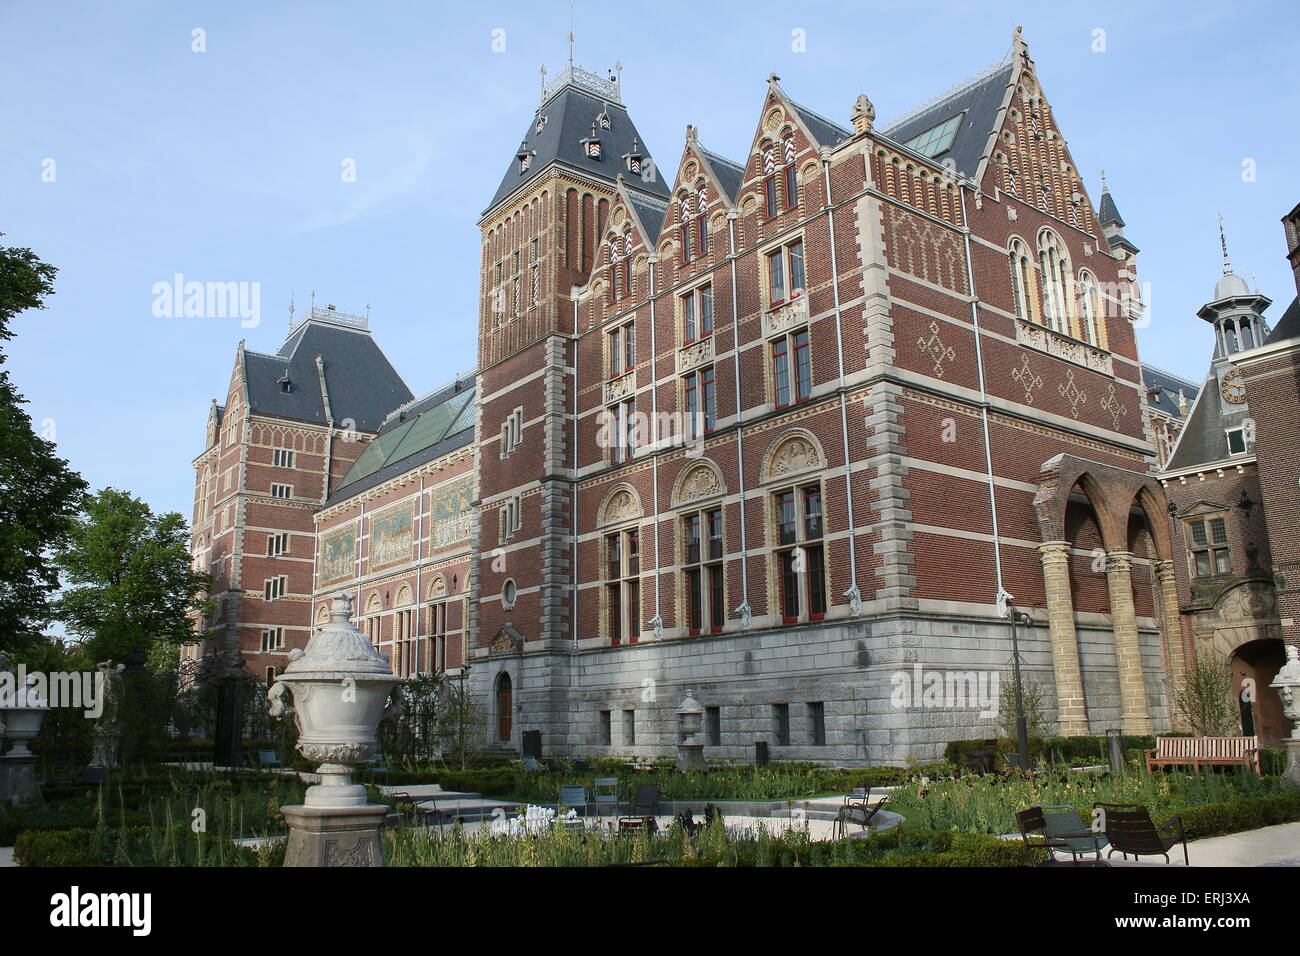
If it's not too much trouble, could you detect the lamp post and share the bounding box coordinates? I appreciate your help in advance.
[268,593,402,866]
[1007,607,1033,772]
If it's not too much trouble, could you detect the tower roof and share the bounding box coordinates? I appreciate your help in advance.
[485,66,669,215]
[242,307,412,433]
[1097,186,1125,228]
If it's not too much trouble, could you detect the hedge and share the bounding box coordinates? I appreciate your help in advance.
[1176,791,1300,840]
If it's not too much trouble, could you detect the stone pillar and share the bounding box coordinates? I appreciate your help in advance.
[1153,559,1189,730]
[1105,551,1152,734]
[1038,541,1089,736]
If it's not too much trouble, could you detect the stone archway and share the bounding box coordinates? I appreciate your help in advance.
[1228,638,1288,745]
[1034,454,1176,735]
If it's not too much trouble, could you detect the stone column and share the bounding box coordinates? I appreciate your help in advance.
[1152,559,1189,730]
[1105,551,1152,734]
[1038,541,1089,736]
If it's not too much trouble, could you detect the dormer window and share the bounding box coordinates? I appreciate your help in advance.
[623,138,643,176]
[277,371,291,393]
[517,142,535,175]
[1226,426,1249,456]
[597,110,611,131]
[582,125,602,160]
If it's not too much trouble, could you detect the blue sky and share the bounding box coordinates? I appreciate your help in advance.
[2,0,1297,520]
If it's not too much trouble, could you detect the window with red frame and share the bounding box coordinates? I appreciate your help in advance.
[681,284,713,342]
[771,328,811,407]
[683,506,724,634]
[766,238,805,307]
[608,321,634,378]
[683,366,716,439]
[605,527,640,644]
[775,484,826,624]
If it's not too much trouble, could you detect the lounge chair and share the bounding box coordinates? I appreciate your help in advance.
[630,784,661,817]
[1015,807,1108,867]
[1094,803,1188,865]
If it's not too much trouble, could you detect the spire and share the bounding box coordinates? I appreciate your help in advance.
[1218,211,1233,275]
[1097,170,1125,228]
[567,0,575,70]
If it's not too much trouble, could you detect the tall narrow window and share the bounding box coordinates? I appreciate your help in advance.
[1037,230,1071,335]
[1008,238,1035,323]
[683,366,716,438]
[774,484,827,624]
[608,398,637,464]
[767,238,804,306]
[768,248,786,305]
[771,329,811,407]
[1077,273,1100,345]
[765,176,778,219]
[784,145,799,211]
[605,527,640,644]
[682,284,713,342]
[682,506,724,635]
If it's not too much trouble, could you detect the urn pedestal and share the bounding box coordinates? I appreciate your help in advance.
[675,691,706,772]
[269,594,402,867]
[0,672,48,806]
[1269,644,1300,785]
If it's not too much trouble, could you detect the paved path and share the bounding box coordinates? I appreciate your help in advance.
[1104,821,1300,867]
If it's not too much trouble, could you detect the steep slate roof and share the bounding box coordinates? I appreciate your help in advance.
[878,59,1015,178]
[1165,373,1253,471]
[1098,189,1125,227]
[1264,296,1300,345]
[790,102,852,148]
[487,79,669,214]
[327,377,476,505]
[627,191,669,244]
[699,148,744,202]
[243,316,412,434]
[1141,363,1199,420]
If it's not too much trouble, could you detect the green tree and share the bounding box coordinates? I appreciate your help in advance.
[1174,652,1237,737]
[437,679,487,771]
[53,487,211,662]
[0,237,88,656]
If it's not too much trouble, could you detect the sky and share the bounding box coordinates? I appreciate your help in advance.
[1,0,1297,521]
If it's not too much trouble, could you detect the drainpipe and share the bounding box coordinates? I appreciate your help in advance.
[820,147,859,599]
[648,253,663,627]
[727,212,750,611]
[572,295,580,647]
[957,182,1008,605]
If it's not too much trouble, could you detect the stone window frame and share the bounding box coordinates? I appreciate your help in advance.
[678,501,726,636]
[259,626,284,653]
[1007,235,1041,324]
[680,364,717,440]
[272,447,294,468]
[761,231,807,311]
[1183,508,1231,580]
[759,429,829,626]
[1036,227,1074,337]
[602,523,642,645]
[678,278,714,347]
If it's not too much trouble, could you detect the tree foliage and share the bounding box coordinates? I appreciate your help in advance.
[1174,652,1238,737]
[0,237,88,655]
[53,487,210,661]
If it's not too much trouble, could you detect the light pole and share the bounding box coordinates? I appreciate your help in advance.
[1007,606,1033,771]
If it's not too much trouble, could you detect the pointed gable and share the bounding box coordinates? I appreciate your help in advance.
[486,67,669,215]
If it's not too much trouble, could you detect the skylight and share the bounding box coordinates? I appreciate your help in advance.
[902,112,964,158]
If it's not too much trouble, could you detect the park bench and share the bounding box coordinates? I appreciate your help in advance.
[1145,735,1259,773]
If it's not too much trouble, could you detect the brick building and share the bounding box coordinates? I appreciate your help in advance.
[1158,209,1300,745]
[192,28,1210,763]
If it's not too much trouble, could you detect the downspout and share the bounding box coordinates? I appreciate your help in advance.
[820,147,860,601]
[957,182,1008,604]
[415,473,424,674]
[727,212,750,613]
[648,253,663,628]
[572,294,580,648]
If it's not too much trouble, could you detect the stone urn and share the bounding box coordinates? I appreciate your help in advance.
[1,670,49,806]
[675,690,706,772]
[268,593,402,865]
[1269,643,1300,784]
[1,673,49,758]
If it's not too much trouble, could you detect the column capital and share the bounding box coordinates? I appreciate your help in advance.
[1037,540,1071,559]
[1105,550,1134,573]
[1152,557,1176,578]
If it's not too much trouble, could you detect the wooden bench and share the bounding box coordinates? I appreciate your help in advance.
[1145,735,1259,773]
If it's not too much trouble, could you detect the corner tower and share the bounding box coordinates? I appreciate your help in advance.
[471,62,667,753]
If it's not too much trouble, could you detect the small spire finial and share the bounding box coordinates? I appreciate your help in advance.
[1099,169,1108,192]
[568,0,575,69]
[1218,211,1233,275]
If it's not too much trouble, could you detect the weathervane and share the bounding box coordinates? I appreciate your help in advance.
[1218,212,1233,275]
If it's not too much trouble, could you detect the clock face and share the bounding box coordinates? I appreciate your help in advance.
[1220,368,1247,404]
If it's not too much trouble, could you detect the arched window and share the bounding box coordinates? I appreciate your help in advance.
[782,137,798,212]
[621,227,633,297]
[1077,271,1101,345]
[679,195,694,263]
[695,183,709,255]
[1008,238,1036,323]
[1037,230,1071,335]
